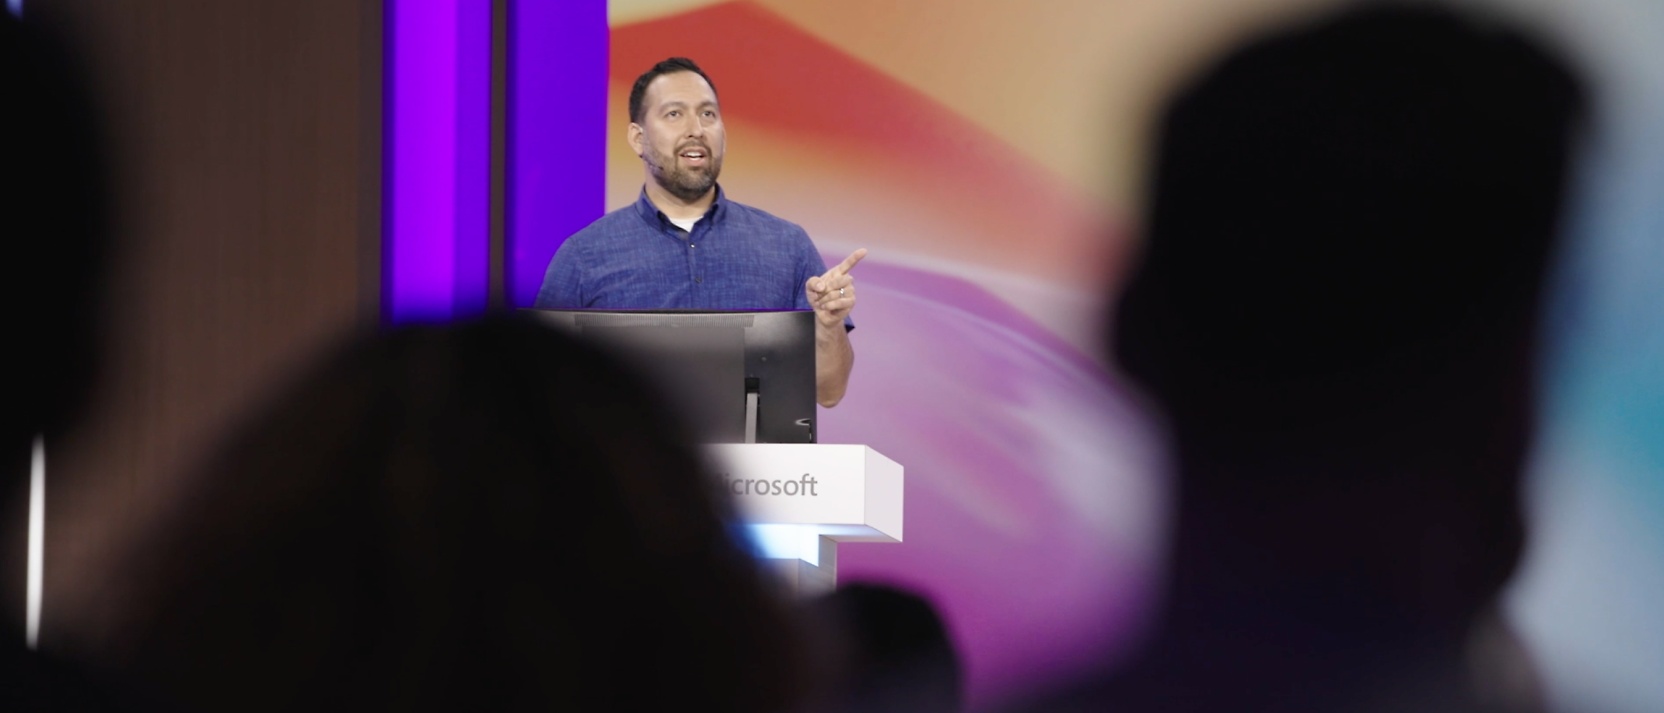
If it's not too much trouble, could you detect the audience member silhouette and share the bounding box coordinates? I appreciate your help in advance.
[0,11,130,712]
[1021,5,1584,713]
[0,13,111,467]
[80,316,815,713]
[805,582,963,713]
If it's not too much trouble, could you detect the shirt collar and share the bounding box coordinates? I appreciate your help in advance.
[634,185,727,228]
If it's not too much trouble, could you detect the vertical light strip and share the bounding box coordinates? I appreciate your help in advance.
[507,0,608,307]
[387,0,458,321]
[14,0,31,650]
[26,436,44,649]
[386,0,492,323]
[451,1,491,314]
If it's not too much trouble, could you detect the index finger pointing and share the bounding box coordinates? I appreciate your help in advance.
[827,248,868,278]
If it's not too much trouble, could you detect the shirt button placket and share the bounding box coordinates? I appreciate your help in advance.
[688,232,702,289]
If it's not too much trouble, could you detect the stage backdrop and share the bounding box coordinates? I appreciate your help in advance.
[588,2,1180,703]
[474,0,1664,709]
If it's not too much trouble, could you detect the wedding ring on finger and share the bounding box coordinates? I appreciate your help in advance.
[838,287,846,296]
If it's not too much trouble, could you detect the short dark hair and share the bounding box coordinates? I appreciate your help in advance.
[629,56,718,124]
[1115,4,1583,447]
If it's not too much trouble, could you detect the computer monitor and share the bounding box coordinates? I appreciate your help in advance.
[525,308,817,444]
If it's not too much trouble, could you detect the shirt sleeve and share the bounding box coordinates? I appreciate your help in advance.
[535,241,584,308]
[794,230,825,312]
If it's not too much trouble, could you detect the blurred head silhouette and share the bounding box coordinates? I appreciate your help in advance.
[86,316,812,713]
[807,582,962,713]
[1100,3,1583,711]
[0,10,111,480]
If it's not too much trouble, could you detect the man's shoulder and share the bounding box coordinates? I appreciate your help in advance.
[720,198,807,237]
[564,203,650,248]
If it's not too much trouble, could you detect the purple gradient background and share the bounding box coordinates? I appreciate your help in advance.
[815,258,1166,699]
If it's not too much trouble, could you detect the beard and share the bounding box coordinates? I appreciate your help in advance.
[645,142,721,202]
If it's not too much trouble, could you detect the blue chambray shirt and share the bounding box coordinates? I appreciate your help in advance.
[535,187,852,330]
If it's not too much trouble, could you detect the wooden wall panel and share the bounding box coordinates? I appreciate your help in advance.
[25,0,381,647]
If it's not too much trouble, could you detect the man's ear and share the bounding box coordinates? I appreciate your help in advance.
[627,123,644,157]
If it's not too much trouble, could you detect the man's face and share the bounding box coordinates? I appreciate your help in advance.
[630,71,725,203]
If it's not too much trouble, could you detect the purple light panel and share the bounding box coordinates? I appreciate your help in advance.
[507,1,608,307]
[385,0,491,323]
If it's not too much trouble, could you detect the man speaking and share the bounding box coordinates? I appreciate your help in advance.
[536,57,864,408]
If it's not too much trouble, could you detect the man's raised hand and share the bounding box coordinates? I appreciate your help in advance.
[805,248,867,327]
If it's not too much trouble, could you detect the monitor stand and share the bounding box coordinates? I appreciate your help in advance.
[743,377,760,444]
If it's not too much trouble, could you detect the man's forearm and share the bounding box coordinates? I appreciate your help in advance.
[805,247,866,407]
[815,321,854,408]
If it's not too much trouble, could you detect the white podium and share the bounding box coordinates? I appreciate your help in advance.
[705,444,904,596]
